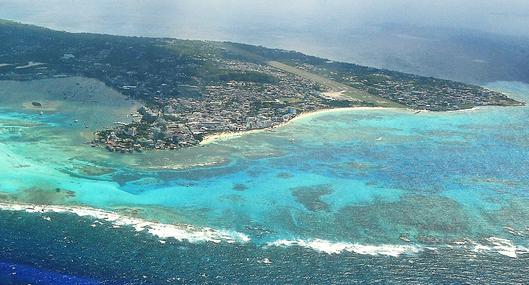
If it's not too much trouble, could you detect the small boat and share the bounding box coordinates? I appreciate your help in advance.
[414,110,422,114]
[376,137,383,141]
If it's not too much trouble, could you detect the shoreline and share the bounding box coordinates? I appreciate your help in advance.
[199,104,513,146]
[200,106,399,145]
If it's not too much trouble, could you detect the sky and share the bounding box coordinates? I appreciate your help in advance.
[1,0,529,39]
[1,0,528,84]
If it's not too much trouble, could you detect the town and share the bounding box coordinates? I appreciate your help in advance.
[0,20,523,152]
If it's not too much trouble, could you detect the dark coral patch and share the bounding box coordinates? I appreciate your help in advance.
[291,185,334,212]
[276,172,293,179]
[233,183,248,191]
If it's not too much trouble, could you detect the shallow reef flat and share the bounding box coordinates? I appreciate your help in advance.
[0,80,529,283]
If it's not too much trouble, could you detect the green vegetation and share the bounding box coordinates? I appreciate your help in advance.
[221,42,523,111]
[0,20,523,152]
[216,71,278,83]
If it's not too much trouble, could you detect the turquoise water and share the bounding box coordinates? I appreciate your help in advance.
[1,79,529,283]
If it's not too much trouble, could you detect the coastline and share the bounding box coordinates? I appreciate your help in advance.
[199,104,511,146]
[200,106,398,145]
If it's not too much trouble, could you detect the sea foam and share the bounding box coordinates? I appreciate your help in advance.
[0,202,250,244]
[3,202,528,258]
[268,237,529,258]
[267,239,423,257]
[466,237,529,258]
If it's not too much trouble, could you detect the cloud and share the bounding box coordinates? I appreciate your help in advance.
[1,0,529,39]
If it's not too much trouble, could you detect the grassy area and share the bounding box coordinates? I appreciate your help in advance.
[267,61,403,108]
[220,42,402,108]
[280,97,304,104]
[267,61,352,90]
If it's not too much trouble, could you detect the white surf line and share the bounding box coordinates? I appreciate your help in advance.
[2,204,527,257]
[462,237,529,258]
[268,237,529,258]
[15,61,45,69]
[266,239,423,257]
[0,202,250,244]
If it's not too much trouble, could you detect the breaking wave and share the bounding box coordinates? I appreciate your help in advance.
[267,237,529,258]
[2,202,528,259]
[0,202,250,244]
[452,237,529,258]
[267,239,423,256]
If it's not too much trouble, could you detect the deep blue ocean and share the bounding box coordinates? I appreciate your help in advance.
[0,78,529,284]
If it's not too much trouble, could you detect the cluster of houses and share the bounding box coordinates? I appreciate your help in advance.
[362,77,516,111]
[91,56,521,152]
[2,24,521,153]
[93,60,330,152]
[298,63,521,111]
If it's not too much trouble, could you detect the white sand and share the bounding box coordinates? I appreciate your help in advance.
[200,107,399,145]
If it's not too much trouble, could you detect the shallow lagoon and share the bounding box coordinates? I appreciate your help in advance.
[1,78,529,283]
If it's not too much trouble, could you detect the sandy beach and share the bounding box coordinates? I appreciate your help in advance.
[200,128,267,145]
[200,106,397,145]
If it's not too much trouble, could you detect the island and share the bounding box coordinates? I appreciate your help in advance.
[0,20,524,152]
